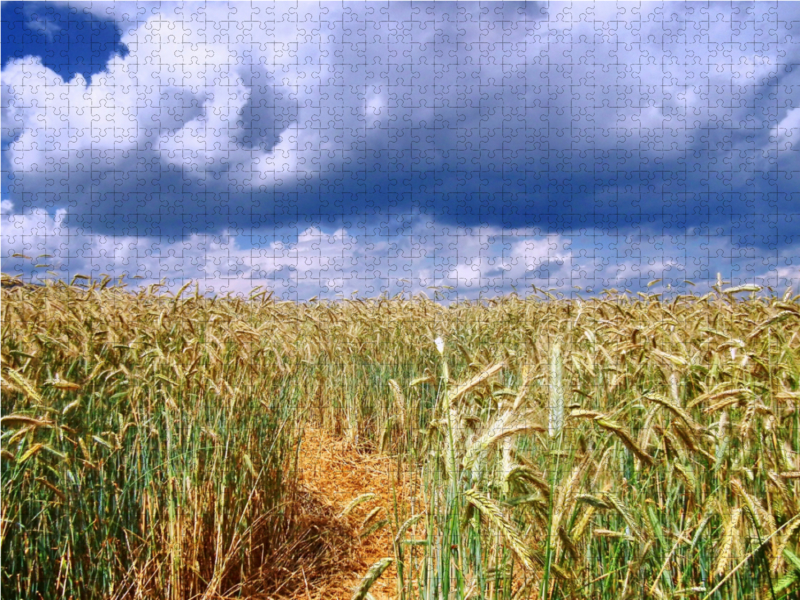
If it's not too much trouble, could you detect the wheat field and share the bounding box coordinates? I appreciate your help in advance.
[1,273,799,599]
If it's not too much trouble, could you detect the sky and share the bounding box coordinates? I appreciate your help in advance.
[2,1,799,302]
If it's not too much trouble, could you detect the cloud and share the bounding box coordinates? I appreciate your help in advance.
[2,3,799,298]
[3,199,797,301]
[2,2,799,240]
[770,107,800,152]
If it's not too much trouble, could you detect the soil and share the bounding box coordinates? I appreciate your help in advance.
[283,427,422,600]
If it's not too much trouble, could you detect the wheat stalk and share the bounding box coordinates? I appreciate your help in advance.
[548,342,565,438]
[463,487,535,572]
[339,493,376,519]
[351,557,393,600]
[714,507,742,578]
[447,362,506,405]
[388,379,407,430]
[462,419,543,475]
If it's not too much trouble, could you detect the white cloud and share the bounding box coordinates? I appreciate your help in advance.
[770,107,800,152]
[3,3,796,206]
[3,199,796,301]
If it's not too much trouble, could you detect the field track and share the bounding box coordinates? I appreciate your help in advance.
[290,427,413,599]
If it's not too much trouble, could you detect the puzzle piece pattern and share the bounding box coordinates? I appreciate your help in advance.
[1,2,798,301]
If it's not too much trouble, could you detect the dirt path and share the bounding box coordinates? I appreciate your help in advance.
[287,427,420,600]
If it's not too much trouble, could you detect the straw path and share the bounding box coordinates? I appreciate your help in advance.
[288,427,419,600]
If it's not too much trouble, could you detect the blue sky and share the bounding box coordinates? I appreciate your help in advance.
[2,1,798,301]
